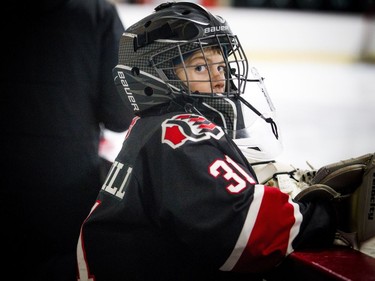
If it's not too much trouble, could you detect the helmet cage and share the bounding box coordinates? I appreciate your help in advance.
[148,33,248,99]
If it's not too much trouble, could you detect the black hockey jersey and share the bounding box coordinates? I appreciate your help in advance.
[77,112,335,281]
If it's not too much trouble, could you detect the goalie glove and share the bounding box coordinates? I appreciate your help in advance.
[294,153,375,249]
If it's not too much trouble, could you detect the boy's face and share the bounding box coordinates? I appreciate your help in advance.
[175,48,226,94]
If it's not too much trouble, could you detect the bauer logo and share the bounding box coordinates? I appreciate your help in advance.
[204,25,229,34]
[161,114,224,149]
[117,70,139,112]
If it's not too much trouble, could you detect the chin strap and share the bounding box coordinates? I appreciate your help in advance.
[237,95,279,139]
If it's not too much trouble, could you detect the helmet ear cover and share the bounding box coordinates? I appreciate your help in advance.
[113,64,175,114]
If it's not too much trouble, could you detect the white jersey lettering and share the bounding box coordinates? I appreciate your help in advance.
[101,161,133,199]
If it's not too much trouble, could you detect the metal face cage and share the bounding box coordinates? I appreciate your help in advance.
[149,34,248,98]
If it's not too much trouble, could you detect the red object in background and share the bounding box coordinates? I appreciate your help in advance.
[266,246,375,281]
[201,0,218,6]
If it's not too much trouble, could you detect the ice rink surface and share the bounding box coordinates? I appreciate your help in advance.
[103,2,375,257]
[113,3,375,169]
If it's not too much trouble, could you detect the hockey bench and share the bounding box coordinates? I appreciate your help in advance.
[266,246,375,281]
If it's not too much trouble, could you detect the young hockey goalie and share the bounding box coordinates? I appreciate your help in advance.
[76,2,373,280]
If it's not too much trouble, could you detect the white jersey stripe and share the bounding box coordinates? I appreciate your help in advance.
[286,196,302,255]
[77,201,100,281]
[220,184,264,271]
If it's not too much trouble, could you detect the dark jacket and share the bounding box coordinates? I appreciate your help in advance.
[1,1,132,280]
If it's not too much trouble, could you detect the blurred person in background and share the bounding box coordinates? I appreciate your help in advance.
[1,0,132,280]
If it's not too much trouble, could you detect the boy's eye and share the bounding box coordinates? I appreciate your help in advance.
[218,65,225,72]
[194,65,225,73]
[194,65,207,72]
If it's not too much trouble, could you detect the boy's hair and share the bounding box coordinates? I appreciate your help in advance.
[173,46,224,67]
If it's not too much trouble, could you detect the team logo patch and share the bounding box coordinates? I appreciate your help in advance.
[161,114,224,149]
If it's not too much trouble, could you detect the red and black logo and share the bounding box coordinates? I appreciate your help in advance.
[162,114,224,149]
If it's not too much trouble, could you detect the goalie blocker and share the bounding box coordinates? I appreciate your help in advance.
[294,153,375,249]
